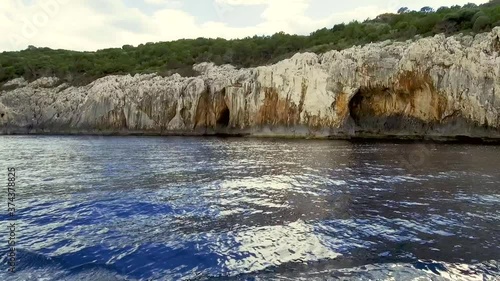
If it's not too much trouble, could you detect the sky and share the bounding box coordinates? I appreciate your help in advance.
[0,0,489,52]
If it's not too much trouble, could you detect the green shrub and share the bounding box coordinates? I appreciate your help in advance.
[473,15,492,32]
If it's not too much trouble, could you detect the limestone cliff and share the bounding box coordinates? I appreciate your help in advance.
[1,28,500,140]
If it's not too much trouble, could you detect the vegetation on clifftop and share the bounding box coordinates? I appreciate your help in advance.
[1,1,500,85]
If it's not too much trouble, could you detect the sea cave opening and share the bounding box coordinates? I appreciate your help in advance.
[348,88,366,125]
[217,107,230,128]
[347,86,433,135]
[348,86,408,133]
[348,86,391,127]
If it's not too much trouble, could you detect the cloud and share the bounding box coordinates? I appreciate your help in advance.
[144,0,169,4]
[144,0,182,7]
[215,0,268,5]
[0,0,489,52]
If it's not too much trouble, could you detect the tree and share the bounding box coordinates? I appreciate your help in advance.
[434,19,459,34]
[472,11,487,24]
[437,6,449,13]
[331,23,346,32]
[416,13,441,34]
[398,7,410,14]
[420,6,435,13]
[482,0,500,8]
[473,15,492,32]
[463,3,478,9]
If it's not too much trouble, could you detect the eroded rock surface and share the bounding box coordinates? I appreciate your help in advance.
[2,29,500,140]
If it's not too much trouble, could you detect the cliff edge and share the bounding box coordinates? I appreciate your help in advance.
[1,29,500,140]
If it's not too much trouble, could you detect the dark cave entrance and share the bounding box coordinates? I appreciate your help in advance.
[348,86,404,132]
[0,113,4,118]
[348,88,366,125]
[217,107,230,128]
[347,86,431,134]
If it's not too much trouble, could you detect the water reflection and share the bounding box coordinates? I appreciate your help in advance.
[0,136,499,280]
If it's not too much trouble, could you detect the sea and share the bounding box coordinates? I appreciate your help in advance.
[0,136,499,280]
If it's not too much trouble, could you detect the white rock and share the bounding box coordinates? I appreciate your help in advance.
[1,29,500,139]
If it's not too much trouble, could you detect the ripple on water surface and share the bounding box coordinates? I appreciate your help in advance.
[0,136,499,280]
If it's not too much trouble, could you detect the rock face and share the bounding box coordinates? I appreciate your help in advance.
[2,29,500,140]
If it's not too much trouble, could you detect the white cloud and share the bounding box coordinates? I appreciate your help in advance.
[0,0,490,52]
[144,0,169,4]
[144,0,182,7]
[215,0,268,5]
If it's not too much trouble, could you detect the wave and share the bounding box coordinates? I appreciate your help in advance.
[2,251,498,281]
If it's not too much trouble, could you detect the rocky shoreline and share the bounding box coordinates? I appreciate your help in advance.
[1,29,500,141]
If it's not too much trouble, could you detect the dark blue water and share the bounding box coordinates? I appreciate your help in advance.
[0,136,499,280]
